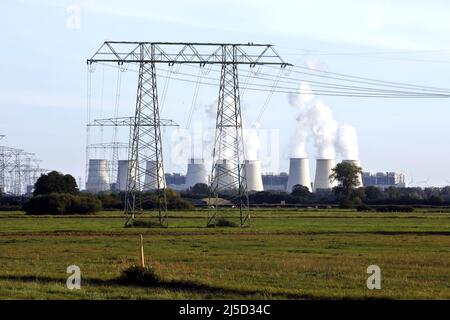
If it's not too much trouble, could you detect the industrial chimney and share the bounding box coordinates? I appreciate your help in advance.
[143,160,166,190]
[243,160,264,192]
[342,159,363,187]
[213,159,236,190]
[314,159,336,191]
[116,160,137,191]
[185,158,208,189]
[286,158,311,192]
[86,159,110,193]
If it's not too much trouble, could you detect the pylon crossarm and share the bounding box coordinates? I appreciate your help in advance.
[87,42,291,67]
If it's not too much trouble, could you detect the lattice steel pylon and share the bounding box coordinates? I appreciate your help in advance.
[126,61,168,226]
[87,42,290,227]
[208,58,248,226]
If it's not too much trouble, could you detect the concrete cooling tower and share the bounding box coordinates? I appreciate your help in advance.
[314,159,337,191]
[185,158,208,188]
[86,159,110,193]
[143,160,166,190]
[213,159,236,190]
[286,158,312,192]
[116,160,137,191]
[342,159,363,187]
[243,160,264,192]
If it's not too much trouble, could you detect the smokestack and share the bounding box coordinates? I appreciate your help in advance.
[86,159,110,193]
[143,160,166,190]
[342,159,363,187]
[213,159,236,190]
[243,160,264,192]
[286,158,311,192]
[314,159,336,191]
[116,160,137,191]
[185,158,207,188]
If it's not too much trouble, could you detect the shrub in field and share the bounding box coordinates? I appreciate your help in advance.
[118,265,162,286]
[207,217,238,228]
[124,220,165,228]
[24,193,102,215]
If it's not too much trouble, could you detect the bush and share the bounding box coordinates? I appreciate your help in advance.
[375,205,414,213]
[356,204,373,212]
[24,193,102,215]
[118,265,162,286]
[98,193,123,210]
[124,219,166,228]
[141,189,195,210]
[207,217,238,228]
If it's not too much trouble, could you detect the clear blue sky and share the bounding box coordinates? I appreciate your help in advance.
[1,0,450,187]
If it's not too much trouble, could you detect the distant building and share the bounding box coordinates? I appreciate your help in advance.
[362,172,406,190]
[165,173,186,191]
[262,172,288,191]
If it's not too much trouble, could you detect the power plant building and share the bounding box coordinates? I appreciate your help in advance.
[262,172,288,191]
[185,158,208,188]
[314,159,337,192]
[86,159,110,192]
[362,172,406,189]
[243,160,264,192]
[286,158,312,192]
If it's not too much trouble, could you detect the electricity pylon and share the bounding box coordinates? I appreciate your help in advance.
[87,42,290,227]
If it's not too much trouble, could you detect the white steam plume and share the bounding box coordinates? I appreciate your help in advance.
[244,123,261,161]
[335,124,359,160]
[288,82,338,159]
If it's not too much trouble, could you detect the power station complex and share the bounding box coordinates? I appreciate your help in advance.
[85,156,405,193]
[84,41,408,226]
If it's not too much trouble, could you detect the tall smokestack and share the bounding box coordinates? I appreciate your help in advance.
[86,159,110,193]
[116,160,137,191]
[213,159,236,190]
[286,158,311,192]
[243,160,264,192]
[143,160,166,190]
[185,158,207,188]
[314,159,336,191]
[342,159,363,187]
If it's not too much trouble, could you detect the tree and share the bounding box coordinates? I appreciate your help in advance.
[190,183,210,196]
[330,162,363,208]
[364,186,382,202]
[34,171,78,195]
[291,184,311,198]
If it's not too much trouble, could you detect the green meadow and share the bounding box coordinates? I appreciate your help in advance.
[0,209,449,299]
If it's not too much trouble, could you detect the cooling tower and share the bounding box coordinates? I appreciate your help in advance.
[314,159,336,191]
[86,159,110,193]
[213,159,236,190]
[342,159,363,187]
[286,158,312,192]
[116,160,138,191]
[243,160,264,192]
[143,160,166,190]
[185,158,208,188]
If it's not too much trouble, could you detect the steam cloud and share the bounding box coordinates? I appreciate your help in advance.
[244,123,261,161]
[289,81,359,160]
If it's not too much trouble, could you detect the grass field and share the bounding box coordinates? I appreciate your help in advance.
[0,209,449,299]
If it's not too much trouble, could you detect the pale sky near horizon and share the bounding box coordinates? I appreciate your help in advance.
[1,0,450,187]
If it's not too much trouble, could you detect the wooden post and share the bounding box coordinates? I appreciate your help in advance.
[140,234,145,268]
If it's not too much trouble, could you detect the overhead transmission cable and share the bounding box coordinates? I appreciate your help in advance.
[95,61,450,98]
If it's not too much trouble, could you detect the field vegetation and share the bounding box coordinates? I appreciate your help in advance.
[0,208,449,299]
